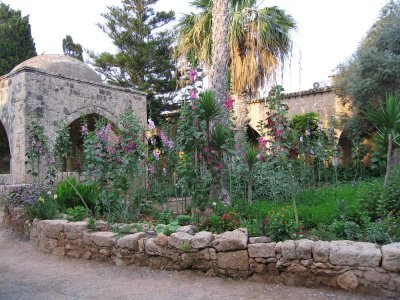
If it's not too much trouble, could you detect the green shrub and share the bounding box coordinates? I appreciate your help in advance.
[328,220,346,239]
[56,178,98,210]
[66,205,90,221]
[87,217,97,232]
[264,206,298,242]
[356,178,384,221]
[378,177,400,219]
[176,214,191,226]
[26,195,59,221]
[157,210,173,225]
[181,241,191,253]
[344,221,362,240]
[240,219,262,237]
[155,221,179,236]
[365,216,400,244]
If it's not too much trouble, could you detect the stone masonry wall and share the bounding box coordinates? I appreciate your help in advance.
[30,220,400,298]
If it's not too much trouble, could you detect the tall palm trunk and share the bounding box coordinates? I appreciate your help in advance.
[234,94,249,154]
[209,0,231,205]
[211,0,229,108]
[384,133,393,187]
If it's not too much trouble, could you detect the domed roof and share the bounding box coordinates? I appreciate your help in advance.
[11,54,102,83]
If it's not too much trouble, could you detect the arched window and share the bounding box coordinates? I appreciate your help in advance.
[0,120,10,174]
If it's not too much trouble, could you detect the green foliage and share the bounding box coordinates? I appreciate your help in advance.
[176,214,191,226]
[91,0,176,120]
[53,121,72,171]
[291,112,320,135]
[157,210,173,225]
[25,194,59,221]
[181,241,191,253]
[62,35,83,61]
[264,206,299,242]
[240,219,262,237]
[155,221,178,236]
[357,178,385,220]
[112,224,133,236]
[198,212,240,233]
[56,177,98,210]
[87,217,97,232]
[379,176,400,218]
[66,206,90,221]
[365,216,400,244]
[334,1,400,111]
[0,3,36,76]
[344,221,362,241]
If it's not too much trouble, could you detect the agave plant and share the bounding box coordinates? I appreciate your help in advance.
[198,90,221,141]
[365,94,400,186]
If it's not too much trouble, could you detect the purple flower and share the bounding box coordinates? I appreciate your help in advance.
[189,69,197,81]
[189,89,197,99]
[81,124,89,135]
[153,150,160,161]
[149,165,156,174]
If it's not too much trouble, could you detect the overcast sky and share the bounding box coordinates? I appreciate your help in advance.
[2,0,388,92]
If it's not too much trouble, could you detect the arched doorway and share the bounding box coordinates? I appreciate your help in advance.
[66,113,116,171]
[0,120,10,174]
[247,125,261,147]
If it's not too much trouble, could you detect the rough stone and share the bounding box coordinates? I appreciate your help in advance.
[312,241,330,262]
[154,233,169,247]
[217,250,249,271]
[248,243,276,258]
[249,237,271,244]
[176,225,196,235]
[117,232,145,250]
[39,220,67,239]
[295,239,314,260]
[329,241,381,267]
[169,232,192,249]
[281,240,296,260]
[64,221,87,240]
[212,228,248,252]
[382,243,400,272]
[337,271,359,290]
[90,232,116,247]
[363,270,390,284]
[191,231,214,249]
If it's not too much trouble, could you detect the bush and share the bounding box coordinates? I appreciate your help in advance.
[56,178,98,211]
[344,221,362,240]
[365,216,400,244]
[264,206,298,242]
[240,219,262,237]
[66,205,90,221]
[356,178,384,221]
[26,194,59,221]
[176,214,191,226]
[156,210,173,225]
[378,177,400,219]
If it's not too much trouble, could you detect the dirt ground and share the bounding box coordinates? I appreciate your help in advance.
[0,224,385,300]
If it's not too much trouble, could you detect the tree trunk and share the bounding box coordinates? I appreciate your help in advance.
[384,133,393,187]
[234,94,249,154]
[211,0,229,108]
[209,0,231,205]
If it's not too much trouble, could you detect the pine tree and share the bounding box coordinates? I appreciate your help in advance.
[62,35,83,61]
[90,0,176,120]
[0,3,37,76]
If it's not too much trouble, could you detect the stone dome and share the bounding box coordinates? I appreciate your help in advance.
[11,54,102,83]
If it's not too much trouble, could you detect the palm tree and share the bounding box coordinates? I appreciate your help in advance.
[365,94,400,187]
[177,0,296,150]
[176,0,296,96]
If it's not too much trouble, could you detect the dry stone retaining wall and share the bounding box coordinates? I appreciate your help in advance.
[30,220,400,298]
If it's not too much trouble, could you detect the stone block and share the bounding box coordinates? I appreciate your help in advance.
[337,271,359,290]
[90,232,116,247]
[295,239,314,260]
[64,221,87,240]
[39,220,67,239]
[249,236,271,244]
[212,228,248,252]
[192,231,214,249]
[329,241,381,267]
[312,241,330,262]
[217,250,249,271]
[117,232,145,250]
[169,232,192,249]
[281,240,296,260]
[248,243,276,258]
[382,243,400,272]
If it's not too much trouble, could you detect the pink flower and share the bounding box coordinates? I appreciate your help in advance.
[224,97,234,110]
[191,103,196,110]
[81,124,89,135]
[105,123,112,132]
[148,118,155,130]
[149,165,156,174]
[214,162,222,171]
[189,89,197,99]
[258,137,268,148]
[203,146,210,153]
[152,150,160,161]
[189,69,198,81]
[305,129,311,136]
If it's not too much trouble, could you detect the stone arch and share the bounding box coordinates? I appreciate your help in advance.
[65,107,119,129]
[65,113,117,172]
[247,125,261,147]
[0,119,11,174]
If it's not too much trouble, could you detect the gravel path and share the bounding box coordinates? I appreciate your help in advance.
[0,226,385,300]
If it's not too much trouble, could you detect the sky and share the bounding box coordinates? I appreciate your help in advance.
[2,0,389,93]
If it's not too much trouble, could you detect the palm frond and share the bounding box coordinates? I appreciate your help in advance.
[198,90,221,122]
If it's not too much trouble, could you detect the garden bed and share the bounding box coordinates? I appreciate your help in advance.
[27,218,400,298]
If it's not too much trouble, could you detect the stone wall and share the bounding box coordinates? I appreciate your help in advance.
[30,220,400,298]
[247,88,352,133]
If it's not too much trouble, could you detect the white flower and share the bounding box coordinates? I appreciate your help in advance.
[53,195,58,200]
[47,191,52,195]
[212,202,217,207]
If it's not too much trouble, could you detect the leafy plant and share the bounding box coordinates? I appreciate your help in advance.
[264,206,298,242]
[157,210,173,225]
[87,217,97,232]
[25,194,59,221]
[176,214,191,226]
[181,241,191,253]
[66,205,89,221]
